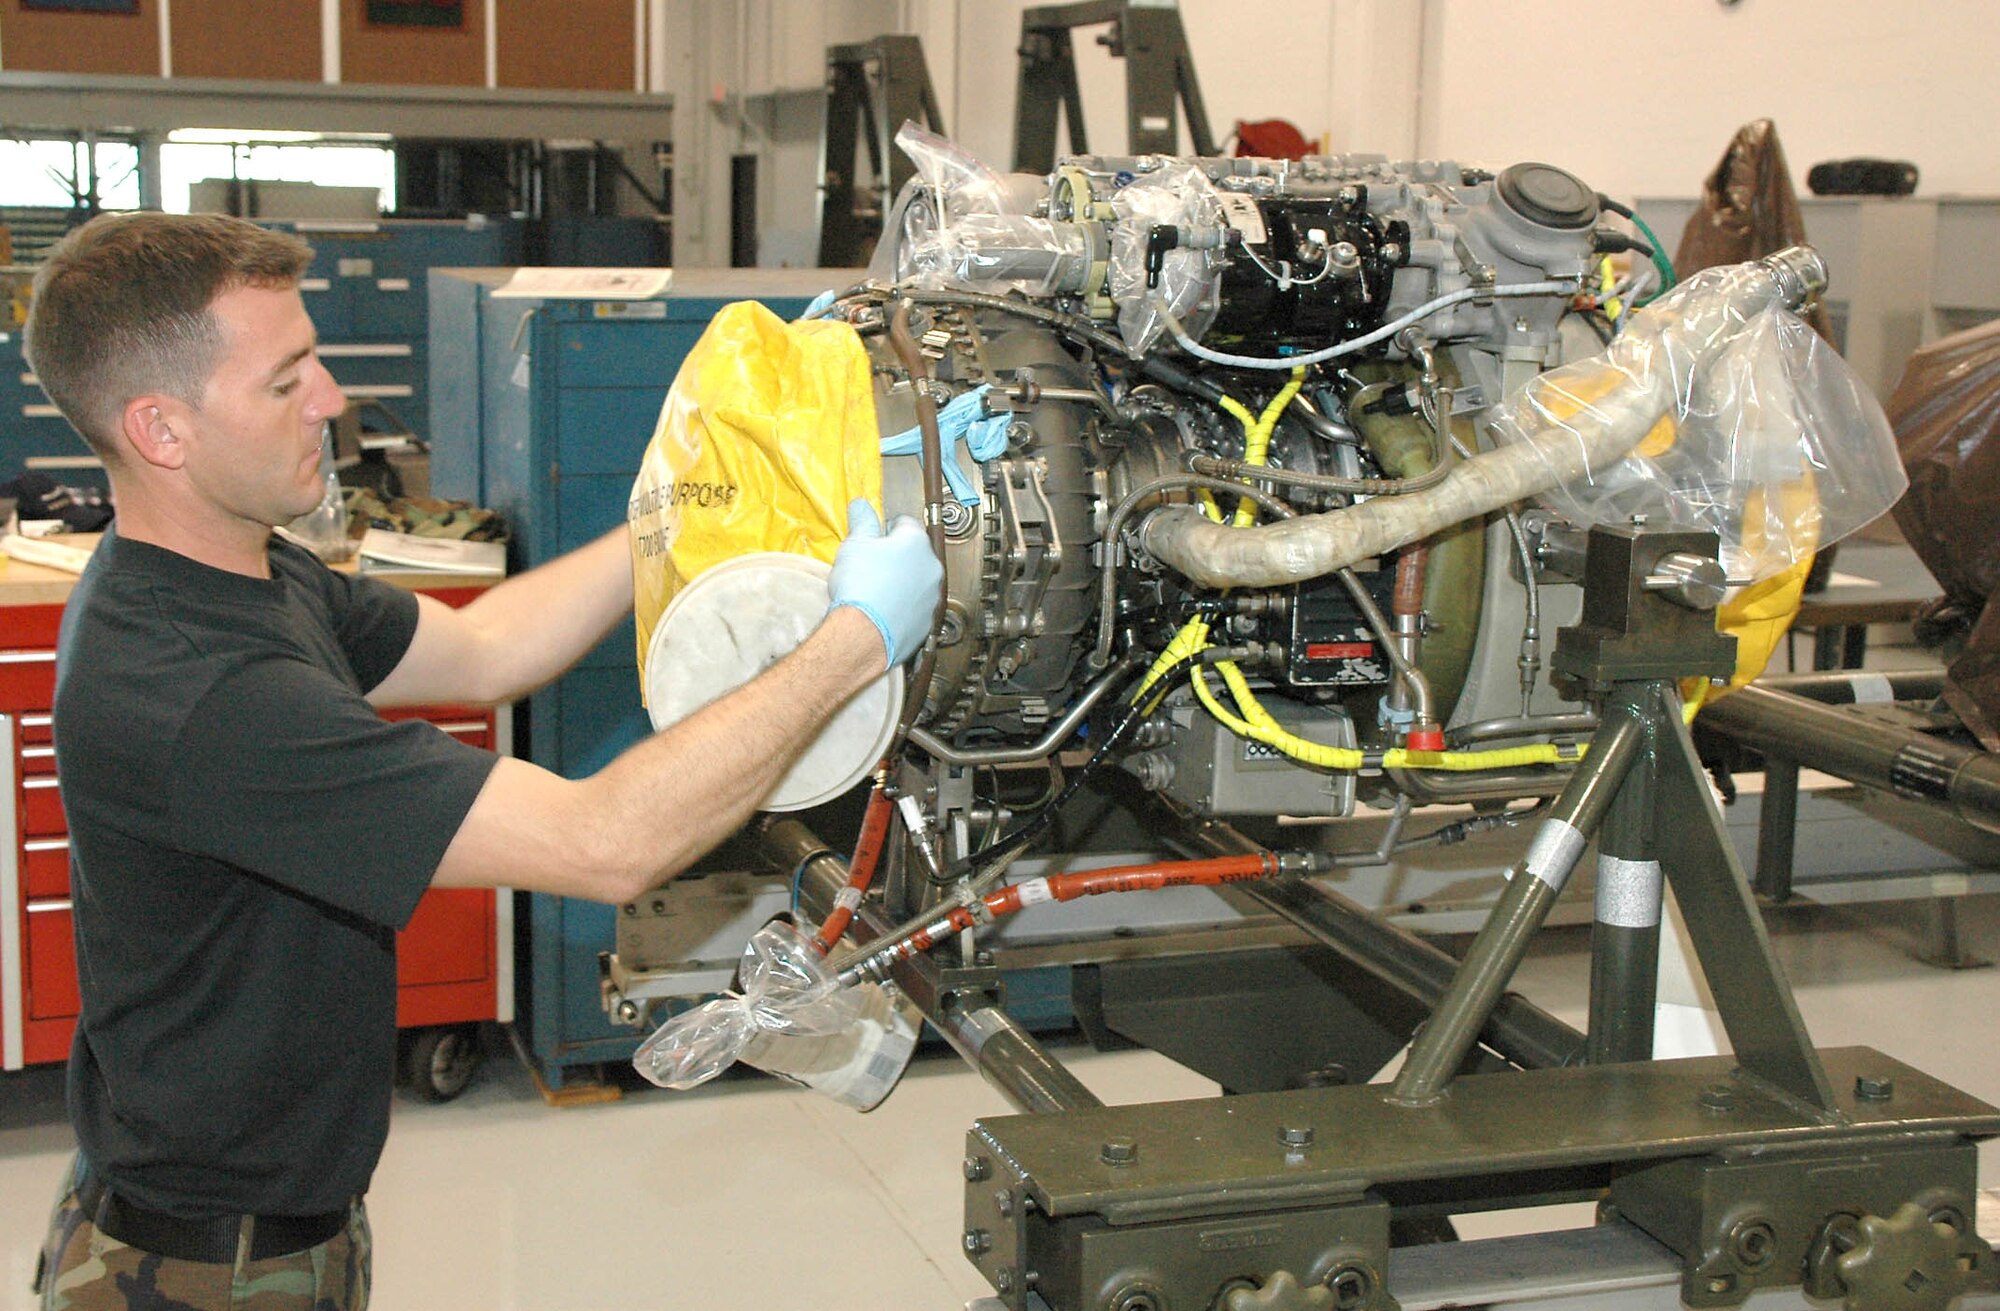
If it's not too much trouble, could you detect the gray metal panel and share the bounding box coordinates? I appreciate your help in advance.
[0,71,671,142]
[1934,199,2000,314]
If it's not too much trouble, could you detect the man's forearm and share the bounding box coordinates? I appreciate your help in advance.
[460,527,634,701]
[583,607,885,888]
[432,606,890,901]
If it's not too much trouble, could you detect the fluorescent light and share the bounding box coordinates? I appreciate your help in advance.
[166,129,393,145]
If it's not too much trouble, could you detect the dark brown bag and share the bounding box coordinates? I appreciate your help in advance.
[1887,318,2000,747]
[1674,119,1835,343]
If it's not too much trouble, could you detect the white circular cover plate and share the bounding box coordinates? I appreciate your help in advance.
[644,552,902,811]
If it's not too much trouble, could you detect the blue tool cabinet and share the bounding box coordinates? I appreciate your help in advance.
[271,219,527,444]
[0,327,100,490]
[426,267,834,1087]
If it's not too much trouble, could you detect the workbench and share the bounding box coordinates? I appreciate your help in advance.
[0,533,511,1098]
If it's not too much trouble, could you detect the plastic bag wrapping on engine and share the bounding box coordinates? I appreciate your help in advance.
[1486,266,1905,585]
[1675,118,1834,344]
[627,300,882,702]
[1107,162,1226,354]
[872,122,1089,297]
[632,920,920,1111]
[1886,318,2000,747]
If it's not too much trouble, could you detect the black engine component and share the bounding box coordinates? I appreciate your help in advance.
[1207,191,1408,345]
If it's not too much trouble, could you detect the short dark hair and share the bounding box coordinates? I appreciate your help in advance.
[25,212,314,462]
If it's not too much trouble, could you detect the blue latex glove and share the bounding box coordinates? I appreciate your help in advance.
[879,384,1012,505]
[827,499,943,669]
[802,289,839,319]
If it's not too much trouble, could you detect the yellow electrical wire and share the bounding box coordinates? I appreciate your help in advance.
[1597,256,1623,322]
[1175,616,1586,773]
[1149,369,1587,775]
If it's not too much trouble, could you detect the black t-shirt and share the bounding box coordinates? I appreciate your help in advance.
[53,530,499,1218]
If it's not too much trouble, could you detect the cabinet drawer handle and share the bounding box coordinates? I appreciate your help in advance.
[20,745,54,760]
[26,899,72,914]
[22,777,58,791]
[434,721,488,736]
[21,714,53,729]
[23,838,68,853]
[0,650,56,665]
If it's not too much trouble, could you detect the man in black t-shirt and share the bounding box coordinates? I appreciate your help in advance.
[22,212,940,1310]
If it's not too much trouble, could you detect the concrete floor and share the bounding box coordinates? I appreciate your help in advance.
[2,896,1997,1310]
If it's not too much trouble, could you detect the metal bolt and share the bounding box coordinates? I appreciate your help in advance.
[964,1156,990,1181]
[995,1268,1014,1294]
[939,499,976,538]
[1855,1075,1895,1102]
[1700,1082,1737,1113]
[963,1228,991,1254]
[995,1188,1014,1217]
[1100,1137,1139,1166]
[1729,1218,1779,1271]
[1279,1125,1315,1148]
[1329,1263,1374,1310]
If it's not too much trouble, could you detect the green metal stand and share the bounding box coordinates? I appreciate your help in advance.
[1391,523,1833,1111]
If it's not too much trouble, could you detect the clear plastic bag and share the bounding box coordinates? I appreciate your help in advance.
[1106,162,1226,355]
[1487,259,1904,581]
[875,123,1084,297]
[633,920,863,1091]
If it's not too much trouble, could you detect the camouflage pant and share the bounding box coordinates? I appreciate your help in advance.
[35,1161,370,1311]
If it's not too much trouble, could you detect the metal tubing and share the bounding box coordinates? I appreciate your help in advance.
[1446,713,1599,746]
[887,300,950,737]
[1586,772,1662,1066]
[1753,668,1946,703]
[1702,683,2000,836]
[906,655,1136,765]
[760,819,1102,1115]
[1390,707,1646,1105]
[1174,821,1586,1073]
[1389,763,1567,804]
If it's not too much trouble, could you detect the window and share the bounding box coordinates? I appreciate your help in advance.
[159,134,399,216]
[0,138,140,210]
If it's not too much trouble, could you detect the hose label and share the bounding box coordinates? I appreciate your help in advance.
[1595,856,1662,927]
[1015,878,1054,906]
[833,888,862,912]
[1890,743,1953,801]
[1523,819,1586,891]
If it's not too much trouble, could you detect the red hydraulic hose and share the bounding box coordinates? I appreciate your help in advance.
[813,779,894,954]
[880,852,1280,968]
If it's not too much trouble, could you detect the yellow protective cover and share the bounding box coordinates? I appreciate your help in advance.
[1683,479,1818,713]
[627,300,883,702]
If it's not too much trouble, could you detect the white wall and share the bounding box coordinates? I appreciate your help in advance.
[1418,0,2000,203]
[659,0,2000,267]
